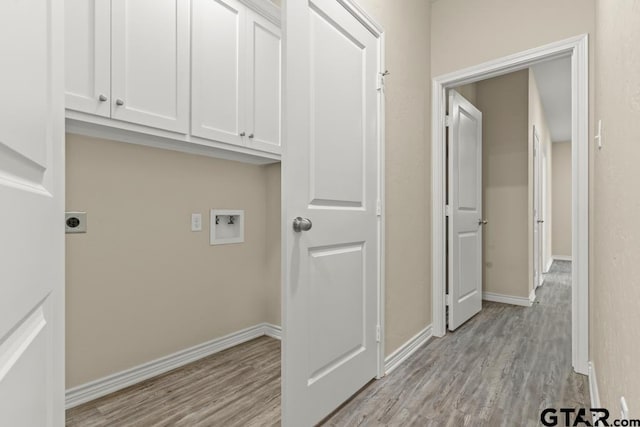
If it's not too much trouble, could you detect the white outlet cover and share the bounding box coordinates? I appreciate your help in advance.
[191,213,202,232]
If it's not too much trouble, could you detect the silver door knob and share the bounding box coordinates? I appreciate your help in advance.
[98,94,108,102]
[115,99,124,106]
[478,219,488,225]
[248,133,254,139]
[239,132,246,136]
[293,217,312,232]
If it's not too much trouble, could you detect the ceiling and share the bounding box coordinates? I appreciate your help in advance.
[531,57,572,142]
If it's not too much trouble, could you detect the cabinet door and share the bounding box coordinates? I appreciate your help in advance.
[246,11,281,153]
[65,0,110,117]
[191,0,246,146]
[111,0,189,133]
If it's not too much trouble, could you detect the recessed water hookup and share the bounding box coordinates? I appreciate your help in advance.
[210,209,244,245]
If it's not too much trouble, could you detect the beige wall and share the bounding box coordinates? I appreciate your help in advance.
[529,70,554,282]
[475,70,530,298]
[453,83,478,107]
[66,134,280,387]
[592,0,640,413]
[356,0,432,355]
[552,141,571,257]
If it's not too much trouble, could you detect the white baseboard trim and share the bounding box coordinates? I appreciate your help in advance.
[552,255,572,262]
[483,292,532,307]
[65,322,282,409]
[589,361,601,408]
[545,257,554,273]
[529,288,537,304]
[384,325,432,375]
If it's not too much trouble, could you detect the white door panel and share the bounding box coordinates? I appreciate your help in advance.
[448,90,483,331]
[0,0,64,425]
[192,0,246,145]
[283,0,381,424]
[246,11,281,153]
[64,0,110,117]
[111,0,189,133]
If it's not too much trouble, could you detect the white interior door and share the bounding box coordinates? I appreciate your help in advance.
[533,128,544,287]
[0,0,65,425]
[448,90,483,331]
[282,0,381,425]
[111,0,189,133]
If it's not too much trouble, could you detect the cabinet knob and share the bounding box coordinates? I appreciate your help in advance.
[98,94,108,102]
[115,99,124,106]
[248,133,254,139]
[239,132,246,137]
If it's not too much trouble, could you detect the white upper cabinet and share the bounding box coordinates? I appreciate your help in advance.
[191,0,246,146]
[245,10,281,152]
[65,0,111,117]
[111,0,189,133]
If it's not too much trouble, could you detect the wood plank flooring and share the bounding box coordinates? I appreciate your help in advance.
[67,261,587,426]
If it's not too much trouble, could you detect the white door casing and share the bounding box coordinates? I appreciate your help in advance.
[533,127,544,288]
[111,0,189,133]
[448,90,483,331]
[282,0,382,425]
[0,0,65,425]
[191,0,246,145]
[64,0,111,117]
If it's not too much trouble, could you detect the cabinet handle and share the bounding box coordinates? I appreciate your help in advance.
[98,94,108,102]
[115,99,124,106]
[239,132,246,137]
[248,133,254,139]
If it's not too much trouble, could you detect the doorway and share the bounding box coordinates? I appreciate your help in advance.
[431,35,589,375]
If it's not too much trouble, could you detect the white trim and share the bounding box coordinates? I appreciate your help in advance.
[545,257,554,273]
[483,292,532,307]
[431,34,589,375]
[65,322,281,409]
[384,325,432,375]
[552,255,573,262]
[530,288,537,304]
[589,361,600,408]
[238,0,280,26]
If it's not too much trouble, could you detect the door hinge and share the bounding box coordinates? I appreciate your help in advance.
[445,204,451,217]
[376,200,382,217]
[445,115,451,127]
[376,325,381,342]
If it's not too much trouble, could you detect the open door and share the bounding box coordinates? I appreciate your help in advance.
[0,0,65,425]
[533,127,545,288]
[282,0,381,425]
[448,90,483,331]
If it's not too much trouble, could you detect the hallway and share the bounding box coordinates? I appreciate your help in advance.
[324,260,588,426]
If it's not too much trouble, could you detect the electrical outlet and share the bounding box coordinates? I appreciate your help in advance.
[65,212,87,233]
[621,396,629,420]
[191,213,202,232]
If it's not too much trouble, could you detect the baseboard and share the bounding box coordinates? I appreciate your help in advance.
[384,325,432,375]
[552,255,572,262]
[65,322,282,409]
[545,257,554,273]
[483,292,532,307]
[529,288,537,304]
[589,361,601,408]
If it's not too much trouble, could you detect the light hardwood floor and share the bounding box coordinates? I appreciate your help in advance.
[67,261,586,426]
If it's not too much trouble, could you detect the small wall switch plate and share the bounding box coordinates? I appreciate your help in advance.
[191,213,202,232]
[65,212,87,233]
[210,209,244,245]
[621,396,629,419]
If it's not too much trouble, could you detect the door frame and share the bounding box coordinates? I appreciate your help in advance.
[430,34,589,375]
[279,1,387,421]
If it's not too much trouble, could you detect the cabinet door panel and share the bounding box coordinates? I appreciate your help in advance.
[191,0,246,146]
[65,0,110,117]
[111,0,189,133]
[246,12,281,153]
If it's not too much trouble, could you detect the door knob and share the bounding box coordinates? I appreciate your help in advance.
[293,217,312,232]
[115,99,124,106]
[239,132,246,136]
[478,219,488,226]
[248,133,254,139]
[537,219,545,223]
[98,94,108,102]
